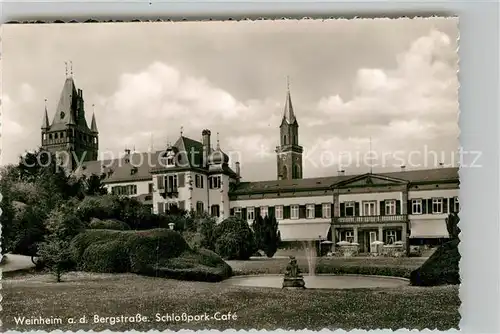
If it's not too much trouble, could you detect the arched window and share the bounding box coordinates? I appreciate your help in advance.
[211,204,220,217]
[282,165,288,180]
[283,135,287,145]
[293,164,301,178]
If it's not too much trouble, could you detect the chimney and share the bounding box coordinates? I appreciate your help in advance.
[125,148,131,155]
[202,129,211,166]
[235,161,241,179]
[401,165,406,171]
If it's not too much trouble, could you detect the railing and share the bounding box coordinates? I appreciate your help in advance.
[334,214,407,224]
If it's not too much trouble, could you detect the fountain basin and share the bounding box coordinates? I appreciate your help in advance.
[225,274,408,290]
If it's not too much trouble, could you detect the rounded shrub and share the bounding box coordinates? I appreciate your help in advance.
[69,229,124,264]
[80,240,131,273]
[127,229,189,272]
[69,228,232,282]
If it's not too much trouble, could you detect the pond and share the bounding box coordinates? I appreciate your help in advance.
[225,274,408,289]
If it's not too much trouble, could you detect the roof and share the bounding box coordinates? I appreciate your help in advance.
[78,151,162,183]
[77,135,238,183]
[230,167,459,195]
[282,87,297,125]
[90,113,98,133]
[52,77,79,127]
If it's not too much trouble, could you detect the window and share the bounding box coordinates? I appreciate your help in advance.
[247,207,255,220]
[322,203,331,218]
[157,176,165,189]
[385,200,396,215]
[157,202,165,214]
[164,151,175,167]
[345,231,354,243]
[166,202,177,211]
[306,204,315,219]
[209,176,221,189]
[195,174,204,188]
[275,205,283,220]
[211,205,220,217]
[196,201,204,214]
[55,132,59,139]
[148,183,153,193]
[345,202,355,216]
[363,201,376,216]
[432,198,443,214]
[166,175,178,192]
[291,205,299,219]
[412,199,422,214]
[386,230,397,244]
[234,207,242,218]
[111,185,137,196]
[454,196,460,213]
[260,206,268,218]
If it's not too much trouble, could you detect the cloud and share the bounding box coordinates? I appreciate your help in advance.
[302,29,459,173]
[96,62,283,154]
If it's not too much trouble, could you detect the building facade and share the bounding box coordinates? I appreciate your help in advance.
[42,76,459,251]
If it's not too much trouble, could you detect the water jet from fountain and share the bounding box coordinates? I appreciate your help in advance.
[303,240,317,276]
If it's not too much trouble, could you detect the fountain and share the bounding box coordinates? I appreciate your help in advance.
[282,256,306,289]
[303,240,317,276]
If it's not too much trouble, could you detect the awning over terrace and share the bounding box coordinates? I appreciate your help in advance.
[410,220,449,238]
[278,222,331,241]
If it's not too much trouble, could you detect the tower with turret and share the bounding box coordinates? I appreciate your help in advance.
[276,78,303,180]
[41,66,98,170]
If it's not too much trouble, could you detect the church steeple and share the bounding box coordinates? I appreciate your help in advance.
[91,104,98,133]
[275,77,303,180]
[282,76,297,125]
[41,99,50,129]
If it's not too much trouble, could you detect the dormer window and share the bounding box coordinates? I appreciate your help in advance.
[165,151,175,167]
[130,167,138,175]
[60,111,65,119]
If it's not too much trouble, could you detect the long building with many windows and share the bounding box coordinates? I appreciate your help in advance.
[43,75,459,254]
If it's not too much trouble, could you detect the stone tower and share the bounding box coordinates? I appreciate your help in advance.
[41,73,98,170]
[275,80,303,180]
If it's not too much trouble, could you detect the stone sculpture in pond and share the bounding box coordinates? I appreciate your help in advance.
[282,256,306,289]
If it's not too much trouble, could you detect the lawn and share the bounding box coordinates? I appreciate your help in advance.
[3,264,460,331]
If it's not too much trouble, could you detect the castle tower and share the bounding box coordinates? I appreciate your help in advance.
[275,78,303,180]
[41,67,99,170]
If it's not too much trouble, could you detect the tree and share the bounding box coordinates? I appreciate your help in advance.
[83,173,108,196]
[252,215,280,258]
[37,202,85,282]
[214,216,256,260]
[445,212,460,240]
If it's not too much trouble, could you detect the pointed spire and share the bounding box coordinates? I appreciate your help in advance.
[282,76,296,124]
[42,98,50,129]
[91,104,98,133]
[180,126,184,137]
[216,132,220,150]
[69,60,73,77]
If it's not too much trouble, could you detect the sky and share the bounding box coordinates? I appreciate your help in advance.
[1,18,459,181]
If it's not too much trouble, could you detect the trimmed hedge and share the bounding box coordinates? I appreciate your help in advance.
[69,228,231,282]
[81,240,131,273]
[89,218,130,230]
[410,239,460,286]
